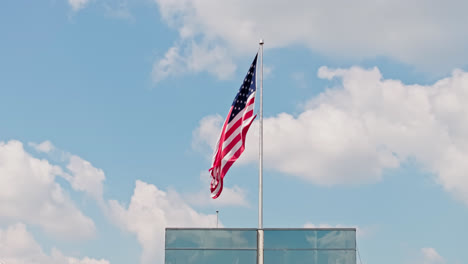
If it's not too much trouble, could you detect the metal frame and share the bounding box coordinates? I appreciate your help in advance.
[166,227,356,231]
[166,248,356,251]
[166,248,257,251]
[166,227,258,231]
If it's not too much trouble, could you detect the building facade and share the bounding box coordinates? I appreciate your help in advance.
[165,228,356,264]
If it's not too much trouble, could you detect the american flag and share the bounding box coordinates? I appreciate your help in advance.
[209,54,258,199]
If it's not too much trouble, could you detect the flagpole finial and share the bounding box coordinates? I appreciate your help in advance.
[259,39,264,45]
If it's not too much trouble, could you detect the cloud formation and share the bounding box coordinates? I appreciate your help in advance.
[420,248,446,264]
[65,155,106,202]
[193,66,468,206]
[153,0,468,82]
[1,139,222,263]
[152,41,236,83]
[29,140,55,153]
[69,0,91,11]
[0,223,109,264]
[0,140,96,240]
[108,180,218,264]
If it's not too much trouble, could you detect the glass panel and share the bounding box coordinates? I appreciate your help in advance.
[264,250,317,264]
[316,230,355,249]
[166,229,257,249]
[264,230,355,249]
[264,230,317,249]
[317,250,356,264]
[264,250,356,264]
[165,249,257,264]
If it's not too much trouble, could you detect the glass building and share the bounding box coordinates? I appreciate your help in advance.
[165,228,356,264]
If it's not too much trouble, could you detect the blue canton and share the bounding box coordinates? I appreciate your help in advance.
[229,54,258,122]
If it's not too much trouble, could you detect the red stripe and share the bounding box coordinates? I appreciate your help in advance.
[224,118,242,140]
[221,147,244,176]
[221,110,254,157]
[209,107,233,187]
[246,97,255,107]
[222,133,241,157]
[211,179,223,199]
[220,115,256,176]
[222,110,253,151]
[224,98,255,139]
[243,109,253,120]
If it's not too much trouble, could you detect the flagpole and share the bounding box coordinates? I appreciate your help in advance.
[258,39,264,228]
[258,38,264,264]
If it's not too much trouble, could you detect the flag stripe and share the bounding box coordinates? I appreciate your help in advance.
[222,111,255,154]
[221,117,255,173]
[222,97,255,145]
[224,118,243,140]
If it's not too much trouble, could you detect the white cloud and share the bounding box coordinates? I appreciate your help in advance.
[152,41,236,83]
[191,114,223,156]
[309,66,468,204]
[27,141,107,203]
[29,140,55,153]
[193,66,468,206]
[26,142,106,202]
[69,0,91,11]
[2,139,224,263]
[420,248,446,264]
[0,223,109,264]
[194,110,399,185]
[152,46,184,83]
[153,0,468,79]
[64,155,106,202]
[0,140,96,240]
[108,180,217,264]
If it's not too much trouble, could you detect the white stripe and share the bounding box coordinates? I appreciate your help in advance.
[222,107,255,149]
[221,112,255,161]
[222,113,255,160]
[226,93,255,129]
[211,178,222,197]
[244,100,255,113]
[246,93,256,106]
[221,140,243,169]
[226,109,243,126]
[221,115,254,150]
[219,107,244,148]
[242,115,255,126]
[211,139,220,163]
[210,107,233,162]
[222,125,242,149]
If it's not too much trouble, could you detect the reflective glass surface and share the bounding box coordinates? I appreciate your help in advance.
[166,229,257,249]
[264,229,356,249]
[264,250,355,264]
[317,250,356,264]
[264,250,317,264]
[317,230,356,249]
[165,228,356,264]
[165,249,256,264]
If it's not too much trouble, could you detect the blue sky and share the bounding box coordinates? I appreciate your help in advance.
[1,0,468,264]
